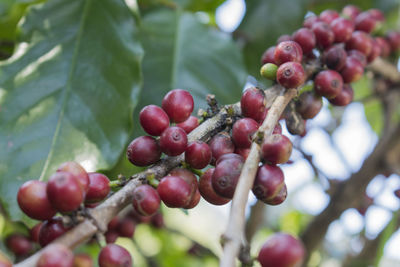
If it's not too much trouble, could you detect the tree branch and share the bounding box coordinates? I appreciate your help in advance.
[369,58,400,83]
[220,87,297,267]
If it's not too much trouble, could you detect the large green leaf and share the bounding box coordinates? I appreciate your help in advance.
[138,0,226,14]
[0,0,143,221]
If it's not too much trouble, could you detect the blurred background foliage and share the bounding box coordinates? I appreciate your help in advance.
[0,0,399,266]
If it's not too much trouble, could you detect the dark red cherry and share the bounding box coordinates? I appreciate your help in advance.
[314,70,343,99]
[340,57,364,83]
[346,31,373,56]
[57,161,89,194]
[37,244,74,267]
[296,92,323,119]
[98,244,132,267]
[6,234,32,257]
[274,41,303,65]
[176,116,199,134]
[117,218,136,238]
[199,169,230,205]
[232,118,259,148]
[240,87,266,123]
[276,62,306,89]
[162,89,194,123]
[261,47,276,65]
[355,12,378,33]
[329,84,354,106]
[212,154,244,199]
[266,184,287,205]
[85,172,110,203]
[159,126,188,156]
[276,35,292,44]
[157,176,191,208]
[260,134,293,165]
[139,105,170,136]
[330,17,354,43]
[252,164,285,202]
[311,22,334,49]
[185,141,212,169]
[319,9,339,24]
[303,15,320,28]
[127,136,161,166]
[292,28,316,55]
[132,185,160,216]
[323,45,347,71]
[39,217,70,247]
[342,5,361,21]
[208,132,235,165]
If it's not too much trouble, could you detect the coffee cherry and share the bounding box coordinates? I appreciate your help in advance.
[260,63,278,80]
[266,184,287,205]
[376,37,391,57]
[185,189,201,209]
[252,164,285,203]
[159,126,188,156]
[368,9,385,21]
[150,212,165,228]
[176,115,199,134]
[394,189,400,199]
[292,28,316,55]
[340,57,364,83]
[314,70,343,99]
[85,173,110,203]
[355,12,378,33]
[296,92,323,119]
[234,148,251,161]
[6,234,32,257]
[37,244,74,267]
[232,118,259,149]
[132,185,160,216]
[212,154,244,199]
[57,162,89,194]
[342,5,361,21]
[240,87,266,123]
[117,218,135,238]
[347,49,367,67]
[274,41,303,65]
[276,62,306,89]
[319,9,339,24]
[329,84,354,106]
[157,176,191,208]
[105,231,119,244]
[47,172,84,213]
[17,180,56,220]
[199,169,230,205]
[185,141,212,169]
[311,22,334,49]
[330,17,354,43]
[162,89,194,123]
[215,153,244,166]
[39,217,70,247]
[257,233,305,267]
[303,15,320,28]
[98,244,132,267]
[127,136,161,166]
[367,38,381,63]
[139,105,170,136]
[208,132,235,164]
[30,222,43,243]
[276,35,292,44]
[323,45,347,71]
[386,31,400,52]
[73,254,93,267]
[346,31,373,56]
[261,46,276,65]
[168,168,198,208]
[261,134,292,165]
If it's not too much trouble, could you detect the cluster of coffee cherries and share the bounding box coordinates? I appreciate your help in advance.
[260,4,400,129]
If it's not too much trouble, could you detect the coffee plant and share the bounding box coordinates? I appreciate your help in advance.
[0,1,400,266]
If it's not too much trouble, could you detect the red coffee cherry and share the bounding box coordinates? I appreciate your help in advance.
[368,9,385,21]
[30,222,43,243]
[355,12,378,33]
[199,168,230,205]
[323,45,347,71]
[386,31,400,52]
[367,38,381,63]
[17,180,56,220]
[292,28,316,55]
[340,57,364,83]
[319,9,339,24]
[105,231,119,244]
[157,176,192,208]
[296,92,323,119]
[276,35,292,44]
[266,184,287,205]
[257,233,305,267]
[240,87,266,123]
[139,105,170,136]
[117,218,136,238]
[150,212,165,228]
[57,161,89,194]
[330,17,354,43]
[185,141,212,169]
[127,136,161,166]
[274,41,303,65]
[39,217,70,247]
[6,234,32,257]
[85,172,110,203]
[347,49,367,66]
[47,171,84,212]
[303,15,320,28]
[261,134,293,165]
[342,5,361,21]
[311,22,334,49]
[162,89,194,123]
[215,153,244,166]
[252,164,285,203]
[132,185,160,216]
[176,115,199,134]
[261,46,276,65]
[37,244,74,267]
[276,62,306,89]
[212,154,244,199]
[98,244,133,267]
[234,148,251,161]
[329,84,354,106]
[185,189,201,209]
[232,118,259,149]
[208,132,235,164]
[346,31,373,56]
[376,37,391,57]
[73,254,93,267]
[314,70,343,99]
[159,126,188,156]
[168,168,198,208]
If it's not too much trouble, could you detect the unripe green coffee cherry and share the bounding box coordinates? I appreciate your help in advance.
[260,63,278,80]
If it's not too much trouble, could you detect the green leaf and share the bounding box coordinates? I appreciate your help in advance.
[138,0,226,14]
[0,0,143,222]
[353,75,373,101]
[364,99,384,136]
